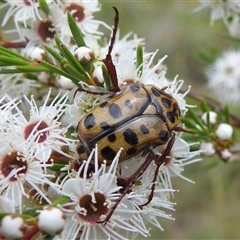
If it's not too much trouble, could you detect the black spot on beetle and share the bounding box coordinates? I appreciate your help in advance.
[125,99,132,109]
[151,87,162,97]
[100,121,110,130]
[167,111,177,124]
[109,103,123,119]
[126,147,137,155]
[123,128,138,145]
[140,124,149,134]
[101,146,116,160]
[84,113,96,129]
[99,101,108,108]
[108,133,116,142]
[161,97,172,109]
[158,130,169,142]
[173,103,180,115]
[130,84,140,92]
[77,144,86,154]
[127,147,138,155]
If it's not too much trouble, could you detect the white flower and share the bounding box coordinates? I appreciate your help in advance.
[226,14,240,38]
[52,0,110,40]
[3,90,73,162]
[195,0,240,25]
[0,133,56,213]
[167,76,191,116]
[216,123,233,140]
[64,90,107,127]
[99,31,145,65]
[0,196,15,213]
[1,0,51,27]
[59,146,149,240]
[206,50,240,104]
[113,50,167,87]
[117,159,175,232]
[0,73,39,100]
[0,96,19,128]
[19,17,58,53]
[154,136,201,191]
[109,135,201,233]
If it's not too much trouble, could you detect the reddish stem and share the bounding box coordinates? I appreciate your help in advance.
[21,225,40,240]
[102,7,120,93]
[0,40,28,48]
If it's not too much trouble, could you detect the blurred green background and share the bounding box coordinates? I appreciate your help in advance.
[97,1,240,239]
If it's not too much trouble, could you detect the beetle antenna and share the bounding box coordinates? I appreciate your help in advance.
[102,7,120,93]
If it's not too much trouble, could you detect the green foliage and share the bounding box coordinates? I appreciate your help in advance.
[67,11,86,47]
[136,44,143,76]
[39,0,50,15]
[195,44,221,64]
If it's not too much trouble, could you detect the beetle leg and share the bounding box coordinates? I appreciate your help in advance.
[138,134,175,208]
[173,125,194,134]
[73,86,113,98]
[97,135,175,225]
[97,150,156,225]
[98,134,175,225]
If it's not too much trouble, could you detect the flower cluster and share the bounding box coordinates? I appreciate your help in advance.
[206,50,240,105]
[199,111,236,161]
[195,1,240,105]
[0,0,214,239]
[192,0,240,164]
[195,0,240,38]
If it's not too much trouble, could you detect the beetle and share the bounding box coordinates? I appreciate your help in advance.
[75,7,188,225]
[76,82,181,164]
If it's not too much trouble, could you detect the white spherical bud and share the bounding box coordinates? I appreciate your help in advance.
[37,72,51,84]
[199,142,216,156]
[220,149,232,160]
[74,46,95,65]
[92,65,104,84]
[0,215,25,239]
[201,111,217,124]
[215,123,233,140]
[57,76,75,89]
[37,207,66,236]
[27,47,45,61]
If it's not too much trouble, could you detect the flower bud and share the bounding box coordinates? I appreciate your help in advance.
[57,76,75,89]
[215,123,233,140]
[92,65,105,84]
[37,72,51,84]
[220,149,232,160]
[0,215,26,239]
[27,47,46,61]
[199,142,216,156]
[74,46,95,65]
[37,207,66,236]
[201,111,217,124]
